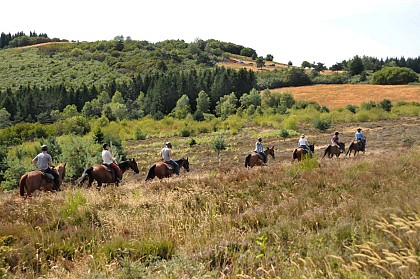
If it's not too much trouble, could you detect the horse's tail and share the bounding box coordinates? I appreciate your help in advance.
[76,167,93,187]
[19,174,27,197]
[292,149,297,160]
[345,143,353,156]
[146,164,156,181]
[245,154,251,167]
[323,145,331,158]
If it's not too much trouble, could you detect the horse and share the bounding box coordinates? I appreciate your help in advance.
[76,158,140,188]
[245,146,275,167]
[19,163,66,197]
[146,158,190,180]
[345,140,365,157]
[323,142,345,158]
[292,144,315,162]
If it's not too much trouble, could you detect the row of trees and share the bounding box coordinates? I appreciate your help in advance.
[328,55,420,74]
[0,31,65,49]
[0,66,256,123]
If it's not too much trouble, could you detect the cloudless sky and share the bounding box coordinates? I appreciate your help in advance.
[2,0,420,67]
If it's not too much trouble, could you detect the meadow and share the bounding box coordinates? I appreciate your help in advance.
[0,114,419,278]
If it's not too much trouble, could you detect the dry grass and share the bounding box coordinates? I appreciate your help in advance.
[1,118,420,278]
[272,84,420,109]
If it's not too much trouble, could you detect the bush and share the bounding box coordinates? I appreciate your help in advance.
[133,128,147,140]
[213,136,227,156]
[379,99,392,112]
[179,128,192,137]
[189,138,197,147]
[314,118,331,131]
[372,66,419,85]
[279,129,290,139]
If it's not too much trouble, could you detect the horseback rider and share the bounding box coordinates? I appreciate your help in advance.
[331,131,340,147]
[254,137,267,164]
[298,134,312,157]
[32,145,60,191]
[355,128,366,151]
[161,142,179,175]
[102,143,122,182]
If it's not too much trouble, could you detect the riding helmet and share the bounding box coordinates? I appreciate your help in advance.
[335,131,339,135]
[41,145,48,151]
[166,142,172,148]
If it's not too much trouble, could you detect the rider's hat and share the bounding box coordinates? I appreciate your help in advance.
[301,134,305,138]
[335,131,339,135]
[357,128,362,131]
[257,137,262,142]
[41,145,48,151]
[165,142,172,148]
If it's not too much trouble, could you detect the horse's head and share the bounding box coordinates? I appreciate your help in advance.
[265,146,275,159]
[179,157,189,172]
[128,158,140,174]
[56,163,66,180]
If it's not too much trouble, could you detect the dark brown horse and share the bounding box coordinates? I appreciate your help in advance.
[146,158,189,180]
[345,140,365,157]
[292,144,315,162]
[76,158,140,188]
[245,146,275,167]
[323,142,345,158]
[19,163,66,197]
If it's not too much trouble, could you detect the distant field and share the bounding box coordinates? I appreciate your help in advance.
[272,84,420,109]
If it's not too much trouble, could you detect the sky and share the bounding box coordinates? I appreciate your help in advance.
[2,0,420,67]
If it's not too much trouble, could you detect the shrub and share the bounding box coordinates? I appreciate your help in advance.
[379,99,392,112]
[372,66,419,85]
[179,128,192,137]
[189,138,197,147]
[133,128,146,140]
[314,118,331,131]
[212,136,227,156]
[279,129,290,139]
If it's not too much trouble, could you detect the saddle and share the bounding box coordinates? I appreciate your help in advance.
[102,163,113,172]
[164,162,174,170]
[39,171,54,182]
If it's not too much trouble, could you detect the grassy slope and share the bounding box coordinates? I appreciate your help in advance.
[0,117,419,278]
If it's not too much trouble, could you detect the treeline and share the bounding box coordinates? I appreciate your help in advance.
[330,55,420,74]
[0,31,66,49]
[0,66,255,123]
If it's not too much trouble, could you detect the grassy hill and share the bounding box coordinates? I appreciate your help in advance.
[0,117,419,278]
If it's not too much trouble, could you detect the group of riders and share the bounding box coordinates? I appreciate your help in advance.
[32,141,180,190]
[32,128,367,190]
[253,127,366,163]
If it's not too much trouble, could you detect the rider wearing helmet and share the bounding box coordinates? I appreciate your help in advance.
[161,142,179,175]
[254,137,267,163]
[32,145,60,191]
[102,143,122,183]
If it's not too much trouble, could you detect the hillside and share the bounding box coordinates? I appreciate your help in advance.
[0,117,419,278]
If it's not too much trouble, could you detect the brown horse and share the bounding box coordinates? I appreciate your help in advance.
[345,140,365,157]
[292,144,315,162]
[19,163,66,197]
[245,146,275,167]
[76,158,140,188]
[146,158,189,180]
[323,142,345,158]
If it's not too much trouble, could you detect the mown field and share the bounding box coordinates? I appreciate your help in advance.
[1,116,419,278]
[273,84,420,109]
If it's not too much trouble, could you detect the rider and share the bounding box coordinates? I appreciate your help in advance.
[32,145,60,191]
[355,128,366,151]
[102,143,122,182]
[298,134,312,157]
[254,137,267,163]
[161,142,179,175]
[331,131,340,147]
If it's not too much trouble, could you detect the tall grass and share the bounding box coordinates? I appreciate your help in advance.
[0,143,419,278]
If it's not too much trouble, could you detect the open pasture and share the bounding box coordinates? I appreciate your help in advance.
[1,117,419,278]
